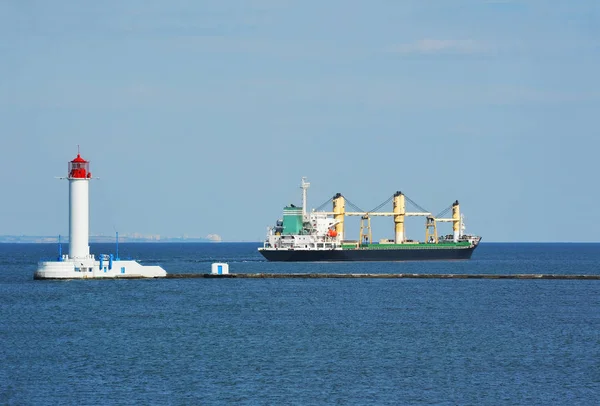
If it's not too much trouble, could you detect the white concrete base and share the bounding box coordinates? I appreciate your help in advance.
[35,256,167,279]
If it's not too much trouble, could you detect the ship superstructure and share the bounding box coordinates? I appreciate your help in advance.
[258,178,481,262]
[35,150,167,279]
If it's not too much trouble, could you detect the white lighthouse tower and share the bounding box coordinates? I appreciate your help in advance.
[35,150,167,279]
[68,152,91,259]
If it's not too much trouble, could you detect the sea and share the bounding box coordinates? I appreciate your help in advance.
[1,242,599,405]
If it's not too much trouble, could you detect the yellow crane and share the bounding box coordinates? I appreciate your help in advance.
[324,192,461,243]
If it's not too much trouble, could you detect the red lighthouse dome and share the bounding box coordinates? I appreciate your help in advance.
[68,153,91,179]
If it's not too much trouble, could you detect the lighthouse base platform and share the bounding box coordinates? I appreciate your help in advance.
[35,255,167,280]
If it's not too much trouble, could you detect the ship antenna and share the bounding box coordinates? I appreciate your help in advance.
[301,177,310,221]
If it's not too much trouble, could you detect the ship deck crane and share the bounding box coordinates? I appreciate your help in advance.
[320,192,462,243]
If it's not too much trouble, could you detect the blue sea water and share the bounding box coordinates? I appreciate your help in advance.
[1,242,600,405]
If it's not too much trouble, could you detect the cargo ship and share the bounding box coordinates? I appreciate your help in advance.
[258,178,481,262]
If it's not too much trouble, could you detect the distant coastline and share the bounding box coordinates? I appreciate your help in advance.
[1,237,597,244]
[0,235,222,243]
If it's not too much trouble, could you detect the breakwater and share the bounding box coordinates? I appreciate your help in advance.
[166,273,600,280]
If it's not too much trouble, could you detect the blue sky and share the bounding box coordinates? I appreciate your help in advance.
[1,0,598,242]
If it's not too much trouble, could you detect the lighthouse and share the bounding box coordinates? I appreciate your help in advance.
[68,153,92,259]
[35,149,167,279]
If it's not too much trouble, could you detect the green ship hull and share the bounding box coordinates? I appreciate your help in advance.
[259,241,479,262]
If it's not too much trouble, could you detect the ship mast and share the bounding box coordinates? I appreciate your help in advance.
[301,177,310,221]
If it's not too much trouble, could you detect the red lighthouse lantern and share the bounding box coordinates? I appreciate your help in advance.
[68,154,91,179]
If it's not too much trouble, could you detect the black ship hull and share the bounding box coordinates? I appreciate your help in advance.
[258,245,478,262]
